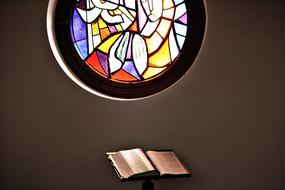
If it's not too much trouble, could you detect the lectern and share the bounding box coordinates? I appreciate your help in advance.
[142,180,154,190]
[106,148,191,190]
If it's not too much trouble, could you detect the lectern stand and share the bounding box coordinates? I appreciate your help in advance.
[142,180,154,190]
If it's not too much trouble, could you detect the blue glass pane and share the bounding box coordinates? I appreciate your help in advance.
[75,39,88,59]
[72,9,87,42]
[174,0,184,5]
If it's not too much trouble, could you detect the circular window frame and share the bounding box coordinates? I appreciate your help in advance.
[47,0,207,100]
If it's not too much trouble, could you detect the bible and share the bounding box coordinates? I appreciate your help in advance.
[106,148,191,181]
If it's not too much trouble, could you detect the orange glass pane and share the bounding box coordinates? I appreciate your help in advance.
[112,69,138,81]
[128,21,138,32]
[87,52,107,76]
[100,27,111,40]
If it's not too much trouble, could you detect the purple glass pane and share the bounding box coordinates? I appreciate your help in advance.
[108,25,117,34]
[122,61,141,80]
[70,16,75,43]
[76,0,86,9]
[179,13,187,25]
[96,51,109,75]
[126,34,133,59]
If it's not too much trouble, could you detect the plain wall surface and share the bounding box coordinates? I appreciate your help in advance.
[1,0,285,190]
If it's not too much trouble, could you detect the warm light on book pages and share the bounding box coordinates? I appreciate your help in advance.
[107,148,191,181]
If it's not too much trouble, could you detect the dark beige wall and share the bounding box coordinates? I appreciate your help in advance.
[1,0,285,190]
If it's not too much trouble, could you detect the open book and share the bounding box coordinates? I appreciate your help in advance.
[106,148,191,181]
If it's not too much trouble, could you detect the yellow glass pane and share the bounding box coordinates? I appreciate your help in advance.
[149,39,171,67]
[98,18,107,29]
[92,22,99,35]
[97,33,122,54]
[114,9,122,15]
[157,19,172,38]
[115,24,123,32]
[145,32,163,54]
[129,10,137,17]
[142,67,167,79]
[109,10,115,16]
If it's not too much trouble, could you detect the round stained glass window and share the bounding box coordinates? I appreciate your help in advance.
[47,0,206,100]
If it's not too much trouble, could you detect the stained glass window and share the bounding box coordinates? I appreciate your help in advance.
[70,0,188,83]
[47,0,206,99]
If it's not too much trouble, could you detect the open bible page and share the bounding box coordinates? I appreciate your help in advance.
[146,151,190,176]
[108,153,134,179]
[118,148,156,175]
